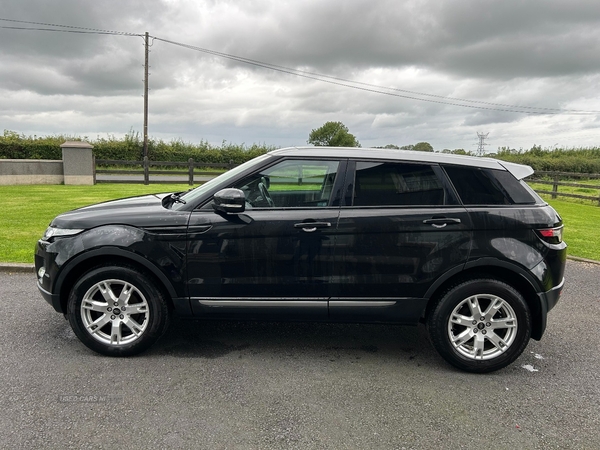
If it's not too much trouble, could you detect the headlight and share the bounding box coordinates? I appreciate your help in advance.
[43,226,84,241]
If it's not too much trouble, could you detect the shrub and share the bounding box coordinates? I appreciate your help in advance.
[0,130,276,164]
[493,145,600,174]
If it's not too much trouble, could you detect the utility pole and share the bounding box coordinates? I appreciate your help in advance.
[143,32,149,184]
[476,132,489,156]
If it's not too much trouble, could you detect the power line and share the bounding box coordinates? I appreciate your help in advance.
[156,44,592,114]
[150,36,598,116]
[0,17,141,36]
[1,17,598,116]
[301,73,596,114]
[0,25,139,36]
[151,36,597,116]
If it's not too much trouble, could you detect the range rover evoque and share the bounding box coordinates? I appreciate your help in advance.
[35,147,566,372]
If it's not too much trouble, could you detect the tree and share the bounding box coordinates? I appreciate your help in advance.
[307,121,360,147]
[413,142,434,152]
[400,142,434,152]
[449,148,469,155]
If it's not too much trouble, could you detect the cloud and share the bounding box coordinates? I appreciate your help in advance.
[0,0,600,151]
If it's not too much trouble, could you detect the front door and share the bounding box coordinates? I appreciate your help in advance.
[187,158,345,319]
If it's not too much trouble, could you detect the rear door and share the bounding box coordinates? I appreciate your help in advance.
[330,159,472,323]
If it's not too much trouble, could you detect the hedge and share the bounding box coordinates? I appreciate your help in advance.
[492,145,600,174]
[0,130,276,165]
[3,131,600,174]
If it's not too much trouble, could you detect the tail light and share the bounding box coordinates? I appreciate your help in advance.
[536,226,563,244]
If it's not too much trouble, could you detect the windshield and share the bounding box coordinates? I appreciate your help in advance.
[170,153,272,210]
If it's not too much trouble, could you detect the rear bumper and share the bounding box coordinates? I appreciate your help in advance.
[532,277,565,341]
[542,276,564,313]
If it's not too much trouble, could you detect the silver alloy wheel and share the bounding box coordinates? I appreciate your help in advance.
[80,279,149,346]
[447,294,518,360]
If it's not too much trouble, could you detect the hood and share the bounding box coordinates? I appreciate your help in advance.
[50,193,182,229]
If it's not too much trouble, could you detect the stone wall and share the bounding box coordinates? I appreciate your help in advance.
[0,159,64,185]
[0,141,94,185]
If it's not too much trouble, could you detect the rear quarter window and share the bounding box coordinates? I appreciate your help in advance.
[443,165,536,205]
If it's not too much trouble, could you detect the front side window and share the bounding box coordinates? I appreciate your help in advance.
[352,162,446,206]
[173,153,271,210]
[234,159,340,208]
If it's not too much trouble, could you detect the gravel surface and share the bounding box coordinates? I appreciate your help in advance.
[1,261,598,449]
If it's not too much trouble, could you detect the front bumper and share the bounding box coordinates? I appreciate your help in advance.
[35,239,65,313]
[37,279,63,313]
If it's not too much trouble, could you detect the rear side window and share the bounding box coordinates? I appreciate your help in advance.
[444,166,536,205]
[353,162,446,206]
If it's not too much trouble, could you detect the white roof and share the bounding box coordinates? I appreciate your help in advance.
[269,147,534,179]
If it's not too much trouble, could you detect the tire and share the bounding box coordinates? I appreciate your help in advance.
[427,279,531,373]
[67,265,170,356]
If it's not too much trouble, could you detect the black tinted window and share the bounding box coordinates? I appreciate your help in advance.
[444,166,536,205]
[353,162,445,206]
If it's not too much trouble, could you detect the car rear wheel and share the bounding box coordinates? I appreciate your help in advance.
[67,265,170,356]
[428,279,531,373]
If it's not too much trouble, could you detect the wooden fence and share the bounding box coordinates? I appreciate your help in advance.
[95,157,237,185]
[527,171,600,205]
[95,161,600,206]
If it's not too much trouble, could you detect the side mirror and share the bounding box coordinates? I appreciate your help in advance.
[213,188,245,214]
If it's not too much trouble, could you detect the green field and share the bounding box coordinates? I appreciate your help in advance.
[537,196,600,261]
[0,184,598,263]
[528,181,600,206]
[0,184,190,263]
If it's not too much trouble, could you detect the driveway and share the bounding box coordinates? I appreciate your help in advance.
[1,261,598,449]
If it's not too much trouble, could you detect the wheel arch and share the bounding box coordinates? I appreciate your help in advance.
[424,259,546,340]
[55,247,179,314]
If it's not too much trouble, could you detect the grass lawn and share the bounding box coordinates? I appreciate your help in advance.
[528,181,600,206]
[0,184,598,263]
[0,184,189,263]
[541,197,600,261]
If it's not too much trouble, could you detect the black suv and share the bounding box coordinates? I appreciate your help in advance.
[35,147,566,372]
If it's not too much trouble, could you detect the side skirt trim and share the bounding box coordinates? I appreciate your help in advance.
[329,300,397,307]
[192,298,399,308]
[194,299,327,308]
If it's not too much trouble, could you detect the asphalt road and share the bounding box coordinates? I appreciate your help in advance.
[1,261,598,449]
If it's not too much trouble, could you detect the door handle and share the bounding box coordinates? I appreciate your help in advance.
[294,222,331,232]
[422,218,461,228]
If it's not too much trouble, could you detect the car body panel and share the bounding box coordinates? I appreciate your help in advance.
[466,205,566,288]
[331,206,473,320]
[186,207,340,319]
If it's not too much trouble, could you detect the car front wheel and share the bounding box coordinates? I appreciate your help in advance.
[67,265,170,356]
[428,279,531,373]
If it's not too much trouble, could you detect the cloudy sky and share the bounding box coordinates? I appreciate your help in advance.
[1,0,600,152]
